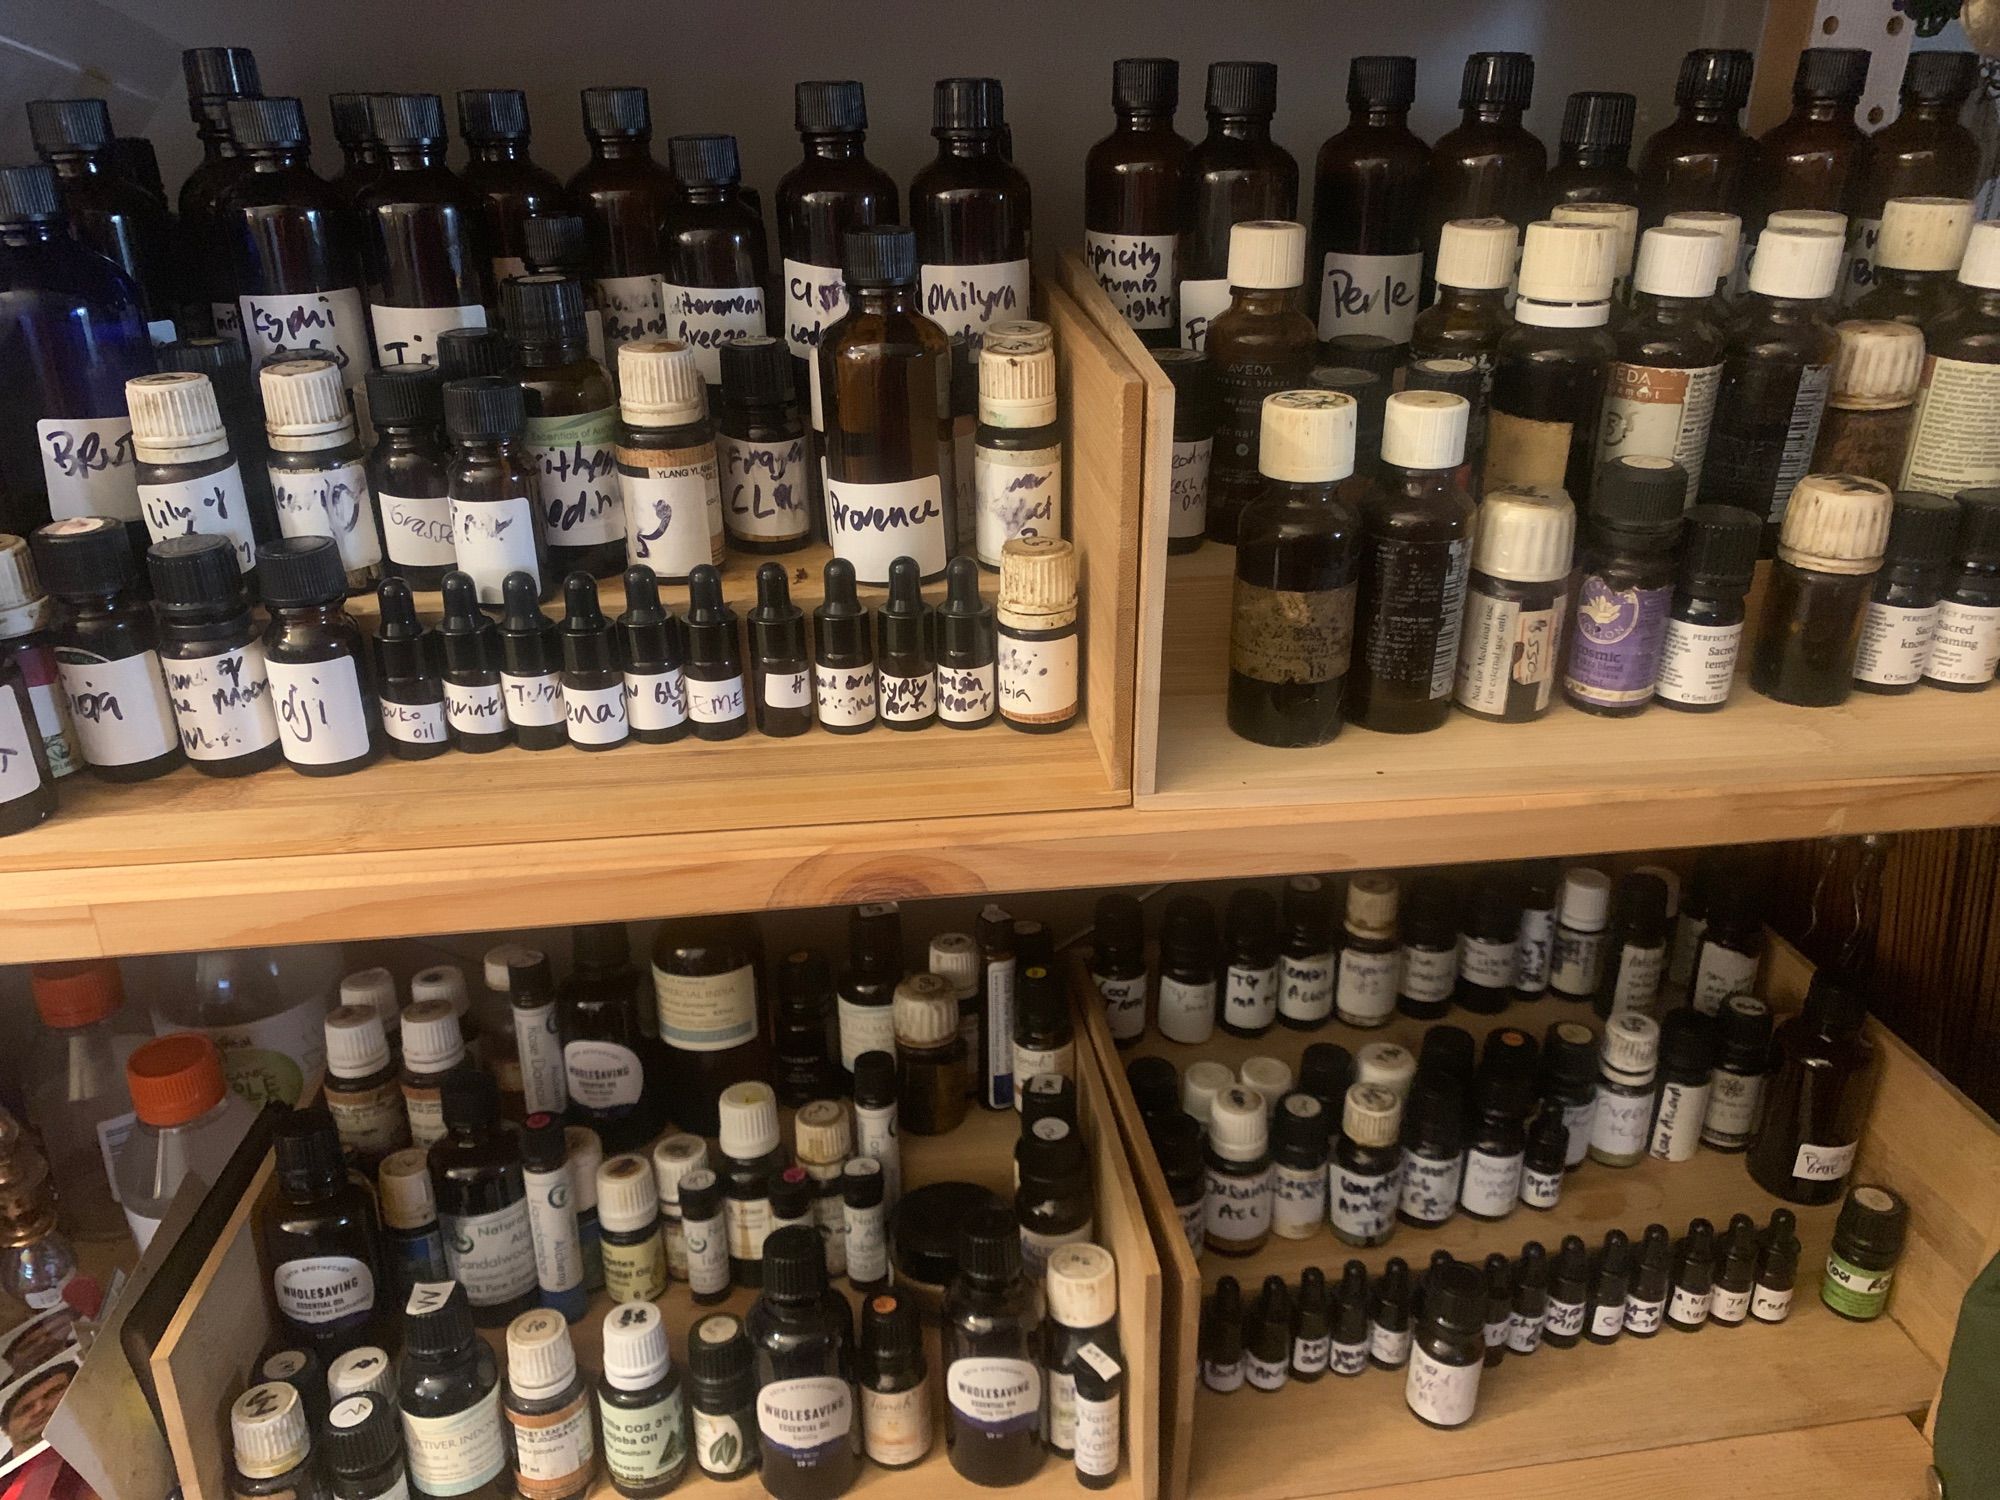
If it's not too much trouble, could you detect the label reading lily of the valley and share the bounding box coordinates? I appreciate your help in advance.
[526,408,623,547]
[826,472,947,585]
[139,464,258,572]
[273,1255,374,1326]
[563,1040,643,1109]
[165,644,278,761]
[974,444,1062,564]
[1316,250,1422,342]
[38,416,139,520]
[242,287,370,382]
[653,963,759,1052]
[756,1375,852,1462]
[441,1199,536,1306]
[921,259,1030,343]
[619,444,722,580]
[660,283,766,385]
[272,460,382,573]
[946,1357,1041,1435]
[718,432,809,543]
[371,302,487,369]
[1085,231,1175,330]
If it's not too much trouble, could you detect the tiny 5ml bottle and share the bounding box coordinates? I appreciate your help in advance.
[749,563,812,737]
[687,1312,760,1483]
[615,338,722,582]
[896,973,969,1137]
[597,1301,691,1499]
[497,570,566,750]
[502,1309,596,1500]
[323,1393,404,1500]
[230,1381,330,1500]
[1648,1010,1717,1163]
[1220,887,1280,1037]
[717,336,810,553]
[1013,960,1077,1100]
[857,1291,932,1469]
[1269,1092,1330,1240]
[597,1153,666,1305]
[322,1004,409,1170]
[259,536,382,776]
[1656,502,1761,711]
[996,536,1080,732]
[556,572,626,750]
[684,564,749,738]
[749,1225,860,1500]
[1205,1085,1274,1255]
[1923,489,2000,691]
[1200,1278,1245,1391]
[366,366,455,589]
[1853,489,1959,694]
[147,532,281,775]
[126,371,259,578]
[1396,1078,1465,1230]
[615,567,689,743]
[259,358,382,591]
[377,1147,449,1304]
[520,1114,588,1325]
[1453,485,1576,721]
[811,558,877,732]
[1090,893,1150,1045]
[1756,1209,1802,1323]
[507,274,624,580]
[372,578,447,758]
[1405,1261,1485,1430]
[1334,875,1401,1027]
[1587,1013,1659,1168]
[265,1106,390,1356]
[437,570,509,751]
[444,375,550,605]
[975,336,1062,568]
[398,1281,507,1500]
[944,1206,1044,1486]
[1752,473,1894,705]
[678,1167,734,1305]
[1331,1082,1404,1246]
[1563,456,1686,715]
[935,555,997,728]
[1158,349,1217,551]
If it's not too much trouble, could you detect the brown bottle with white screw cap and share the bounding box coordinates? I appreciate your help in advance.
[974,338,1062,568]
[1551,201,1639,304]
[1809,320,1925,487]
[996,536,1079,733]
[260,357,382,590]
[1901,220,2000,497]
[1849,196,1974,329]
[126,371,261,577]
[1206,219,1317,542]
[615,337,722,584]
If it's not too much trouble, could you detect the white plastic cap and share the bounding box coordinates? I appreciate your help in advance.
[1601,1012,1661,1077]
[1380,390,1469,471]
[1749,228,1844,299]
[1558,867,1613,931]
[1047,1243,1118,1327]
[1777,473,1894,573]
[650,1133,709,1203]
[326,1347,394,1403]
[410,964,468,1019]
[1239,1056,1292,1101]
[339,967,400,1030]
[793,1100,852,1165]
[483,942,544,994]
[927,933,979,998]
[1633,227,1723,299]
[1342,1083,1402,1147]
[1517,220,1615,303]
[125,372,226,459]
[597,1152,660,1232]
[718,1081,780,1159]
[1830,320,1925,408]
[1354,1041,1416,1099]
[378,1148,436,1230]
[1875,195,1976,272]
[324,1003,390,1079]
[1766,208,1848,238]
[1226,219,1307,290]
[1207,1084,1270,1161]
[602,1301,671,1391]
[230,1382,310,1479]
[566,1126,603,1211]
[893,972,960,1046]
[978,337,1058,427]
[1344,874,1399,937]
[398,997,465,1071]
[1662,211,1743,279]
[1958,220,2000,289]
[1471,485,1577,584]
[259,358,351,439]
[619,337,707,426]
[1435,217,1517,291]
[1551,201,1638,283]
[506,1309,578,1400]
[1258,389,1357,483]
[1181,1059,1234,1124]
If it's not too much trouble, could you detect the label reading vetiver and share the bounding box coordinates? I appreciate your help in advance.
[653,963,759,1052]
[526,408,623,548]
[164,644,278,761]
[975,444,1062,565]
[1169,438,1213,540]
[372,303,487,369]
[1902,355,2000,495]
[1317,251,1422,342]
[272,460,382,573]
[719,433,810,544]
[274,1255,374,1327]
[403,1384,505,1496]
[1564,577,1673,707]
[1657,617,1743,707]
[1854,602,1940,687]
[1177,278,1230,352]
[1086,231,1176,330]
[947,1357,1041,1435]
[441,1199,536,1306]
[1331,1163,1400,1242]
[921,260,1030,344]
[757,1375,853,1463]
[619,444,722,581]
[1924,600,2000,686]
[601,1388,687,1486]
[507,1392,596,1500]
[451,496,541,605]
[139,465,258,573]
[660,284,766,385]
[57,647,178,768]
[1597,361,1722,500]
[826,473,947,585]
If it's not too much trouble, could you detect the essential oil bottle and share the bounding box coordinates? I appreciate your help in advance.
[1420,52,1546,294]
[974,337,1062,567]
[1219,888,1280,1036]
[1409,217,1514,380]
[1456,873,1522,1015]
[258,536,382,776]
[265,1106,390,1355]
[614,338,722,582]
[520,1114,587,1325]
[597,1301,691,1499]
[496,570,565,749]
[1598,228,1725,500]
[1396,1077,1466,1229]
[716,336,810,553]
[749,1224,859,1500]
[1850,196,1974,328]
[1562,455,1686,715]
[1655,503,1761,711]
[569,87,674,381]
[1812,319,1926,487]
[1453,485,1576,722]
[372,578,447,758]
[1636,50,1755,225]
[435,570,508,751]
[1085,59,1188,345]
[1747,973,1877,1205]
[322,1003,409,1169]
[429,1072,537,1327]
[660,133,771,404]
[1205,1085,1274,1255]
[943,1206,1044,1486]
[397,1281,507,1500]
[687,1312,760,1483]
[126,371,260,578]
[1852,489,1958,694]
[597,1154,666,1305]
[1923,490,2000,691]
[1156,895,1219,1046]
[1541,90,1638,216]
[502,1309,596,1500]
[1307,56,1428,354]
[259,358,382,590]
[1396,877,1459,1020]
[1595,870,1670,1018]
[1205,221,1317,542]
[507,274,624,579]
[146,532,281,775]
[856,1290,931,1470]
[1330,1083,1403,1246]
[444,375,551,604]
[377,1148,449,1305]
[1901,219,2000,497]
[1751,473,1893,705]
[1586,1013,1660,1168]
[1404,1261,1485,1429]
[322,1391,404,1500]
[456,89,564,286]
[229,1381,330,1500]
[1178,62,1298,353]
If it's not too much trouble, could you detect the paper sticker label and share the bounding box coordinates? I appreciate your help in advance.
[938,662,995,725]
[1399,1151,1463,1224]
[443,678,506,737]
[815,664,877,728]
[1703,1069,1765,1145]
[139,464,258,572]
[946,1358,1041,1435]
[402,1383,505,1495]
[921,259,1030,343]
[1598,361,1722,500]
[1793,1140,1858,1182]
[1086,230,1175,330]
[837,996,898,1072]
[1752,1285,1793,1322]
[242,287,370,382]
[1590,1090,1653,1156]
[1459,1148,1522,1216]
[757,1375,853,1462]
[687,674,745,725]
[718,433,810,543]
[382,697,446,747]
[1483,408,1573,492]
[38,416,139,520]
[1657,616,1742,706]
[379,490,457,568]
[602,1229,666,1304]
[164,644,278,761]
[1177,278,1230,352]
[825,473,947,585]
[1610,942,1664,1014]
[1097,972,1148,1039]
[1369,1323,1412,1367]
[564,1040,643,1109]
[1520,1164,1563,1208]
[525,408,623,547]
[1691,942,1758,1014]
[859,1382,931,1467]
[1074,1386,1120,1477]
[1925,599,2000,686]
[1279,950,1334,1025]
[1221,964,1278,1030]
[1317,250,1422,342]
[1515,906,1556,991]
[272,459,382,573]
[1455,590,1563,715]
[57,647,177,766]
[693,1408,748,1476]
[274,1254,374,1325]
[598,274,667,373]
[660,283,766,385]
[507,1392,595,1500]
[1668,1286,1711,1326]
[1405,1344,1480,1427]
[1331,1163,1400,1241]
[653,963,759,1052]
[1169,438,1212,538]
[620,445,721,579]
[1649,1078,1710,1162]
[1550,927,1606,998]
[565,681,627,745]
[783,258,848,363]
[266,653,373,765]
[1335,947,1399,1024]
[1272,1161,1328,1237]
[1710,1285,1751,1324]
[974,443,1062,565]
[763,668,811,712]
[1204,1162,1272,1242]
[441,1199,536,1306]
[372,302,487,369]
[1624,1295,1663,1335]
[1156,976,1214,1044]
[878,668,935,724]
[625,669,689,733]
[1230,579,1356,686]
[1545,1297,1586,1339]
[999,631,1077,725]
[1903,355,2000,496]
[452,496,540,604]
[1400,944,1458,1005]
[1459,934,1516,990]
[1507,1309,1545,1353]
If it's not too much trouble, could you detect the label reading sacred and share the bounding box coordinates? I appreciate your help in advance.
[1656,617,1742,706]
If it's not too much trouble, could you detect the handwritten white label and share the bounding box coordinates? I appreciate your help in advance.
[625,668,689,733]
[138,464,258,572]
[659,283,766,385]
[525,408,623,547]
[1624,1294,1664,1335]
[1793,1140,1858,1182]
[1398,1151,1463,1225]
[1279,950,1335,1025]
[1691,942,1759,1015]
[1590,1089,1653,1158]
[1272,1162,1327,1238]
[937,662,995,726]
[1710,1285,1751,1324]
[371,302,487,369]
[921,259,1030,343]
[974,443,1061,566]
[1168,438,1213,542]
[1668,1286,1710,1326]
[1751,1285,1793,1322]
[1404,1344,1480,1427]
[444,678,506,736]
[878,667,935,724]
[565,681,627,745]
[1520,1164,1563,1209]
[1177,278,1230,352]
[687,674,745,725]
[762,669,810,711]
[1156,975,1215,1045]
[0,693,46,805]
[1085,230,1175,330]
[620,449,721,581]
[998,631,1077,725]
[1336,946,1400,1025]
[1459,934,1516,990]
[1609,942,1664,1015]
[39,416,139,520]
[267,653,373,766]
[1222,963,1277,1030]
[57,648,177,766]
[451,495,541,604]
[242,287,370,384]
[501,671,565,729]
[815,664,877,728]
[164,644,278,760]
[1330,1162,1400,1242]
[211,301,242,339]
[379,491,457,568]
[1459,1148,1522,1216]
[1203,1161,1272,1242]
[1400,944,1458,1006]
[825,472,947,585]
[597,274,667,375]
[1318,251,1422,342]
[271,459,383,573]
[1369,1322,1412,1367]
[783,258,847,362]
[718,433,809,543]
[1515,906,1556,991]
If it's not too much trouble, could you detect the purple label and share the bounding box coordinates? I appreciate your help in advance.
[1564,577,1672,705]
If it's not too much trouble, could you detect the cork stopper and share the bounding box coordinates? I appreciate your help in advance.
[1662,210,1743,279]
[893,972,960,1047]
[650,1132,708,1204]
[1471,485,1577,584]
[230,1382,310,1479]
[1957,220,2000,290]
[1434,217,1516,291]
[1601,1013,1660,1077]
[1516,220,1614,304]
[1342,1083,1402,1148]
[1046,1243,1118,1327]
[1380,390,1468,471]
[1258,389,1357,484]
[0,535,49,637]
[794,1100,852,1165]
[1874,196,1975,273]
[1354,1041,1416,1098]
[1633,227,1722,299]
[978,336,1058,427]
[259,357,350,438]
[1749,228,1843,299]
[928,933,979,999]
[618,337,706,426]
[505,1309,578,1400]
[126,371,227,461]
[377,1148,437,1230]
[1829,320,1925,409]
[1344,873,1398,937]
[1777,474,1893,573]
[1225,219,1306,290]
[997,535,1078,630]
[597,1153,659,1232]
[1551,201,1638,284]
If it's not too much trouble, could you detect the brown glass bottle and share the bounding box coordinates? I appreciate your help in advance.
[1205,221,1316,544]
[1842,50,1981,302]
[1597,227,1726,505]
[1420,53,1546,300]
[456,90,567,286]
[505,274,622,579]
[1085,59,1189,349]
[1637,50,1758,228]
[1539,93,1638,217]
[1409,218,1515,372]
[1178,62,1297,353]
[650,914,771,1140]
[663,134,772,409]
[911,78,1034,346]
[568,88,676,379]
[1901,222,2000,497]
[177,47,261,339]
[1750,473,1892,706]
[1849,197,1974,329]
[326,93,379,208]
[444,376,553,605]
[1308,57,1429,354]
[258,535,383,776]
[1752,49,1870,236]
[1746,973,1878,1205]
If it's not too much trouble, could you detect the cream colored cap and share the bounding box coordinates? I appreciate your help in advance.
[1207,1084,1269,1161]
[893,972,960,1047]
[1830,320,1925,408]
[377,1147,437,1230]
[596,1152,659,1232]
[1341,1082,1402,1148]
[1344,873,1398,936]
[230,1382,310,1479]
[1239,1056,1292,1101]
[1776,473,1893,573]
[259,357,350,438]
[1633,227,1723,299]
[1875,195,1976,272]
[1258,389,1356,484]
[1354,1041,1415,1098]
[987,318,1052,350]
[1435,217,1517,290]
[1471,485,1576,584]
[1046,1243,1117,1326]
[1601,1012,1660,1076]
[1766,208,1848,238]
[410,964,467,1016]
[0,535,49,636]
[1551,201,1638,280]
[1662,211,1743,277]
[650,1132,709,1203]
[717,1081,780,1159]
[1181,1059,1233,1124]
[1749,227,1844,299]
[1517,220,1614,303]
[1226,219,1307,290]
[997,535,1078,630]
[483,942,544,993]
[794,1099,852,1164]
[1380,390,1468,471]
[927,933,979,998]
[324,1003,390,1079]
[398,997,464,1071]
[619,337,706,425]
[126,371,226,458]
[506,1309,578,1399]
[1958,220,2000,289]
[566,1126,603,1210]
[978,337,1058,427]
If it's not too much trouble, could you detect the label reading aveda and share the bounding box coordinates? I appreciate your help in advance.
[1597,361,1722,500]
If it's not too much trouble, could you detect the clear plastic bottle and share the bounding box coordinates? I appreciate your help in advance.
[116,1033,258,1250]
[153,946,335,1109]
[26,959,138,1239]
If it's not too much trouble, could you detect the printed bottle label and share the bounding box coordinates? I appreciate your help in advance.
[600,1388,688,1485]
[1459,935,1515,990]
[1924,599,2000,686]
[1279,950,1335,1024]
[273,1255,374,1325]
[1459,1148,1522,1216]
[1222,964,1278,1030]
[1405,1344,1480,1427]
[272,460,382,573]
[1854,602,1940,687]
[1520,1164,1563,1208]
[241,287,370,383]
[1400,944,1458,1006]
[1331,1162,1401,1241]
[856,1102,901,1202]
[382,698,446,747]
[1597,361,1722,500]
[139,464,258,573]
[501,671,565,729]
[860,1382,931,1467]
[718,433,810,543]
[660,283,766,386]
[726,1194,772,1262]
[815,664,878,728]
[525,408,624,547]
[878,667,935,724]
[372,303,487,368]
[783,258,848,364]
[1360,536,1471,701]
[1086,230,1176,330]
[1902,355,2000,495]
[1610,942,1664,1014]
[1272,1162,1327,1238]
[1515,906,1556,991]
[602,1230,666,1303]
[164,644,278,761]
[1624,1294,1664,1335]
[442,1199,536,1305]
[1710,1285,1751,1323]
[564,1040,643,1109]
[693,1407,749,1475]
[1670,911,1708,988]
[825,472,947,585]
[1097,972,1149,1040]
[1590,1090,1653,1157]
[1398,1152,1463,1224]
[1169,438,1213,539]
[1229,577,1356,687]
[524,1165,583,1295]
[1762,362,1833,522]
[1156,975,1215,1044]
[946,1357,1041,1434]
[1792,1140,1858,1182]
[837,997,897,1073]
[1751,1284,1793,1322]
[1176,278,1230,352]
[619,445,722,580]
[402,1383,505,1495]
[451,496,540,604]
[1656,617,1742,706]
[1702,1069,1764,1145]
[686,674,745,725]
[1691,942,1759,1014]
[1648,1079,1710,1162]
[327,1081,408,1156]
[1012,1041,1075,1097]
[1204,1162,1272,1242]
[652,963,759,1052]
[1317,250,1422,342]
[1668,1285,1711,1325]
[38,415,139,521]
[264,653,373,766]
[561,681,626,746]
[378,490,456,568]
[626,668,689,733]
[405,1085,446,1148]
[1020,1220,1092,1278]
[1455,590,1562,715]
[1368,1323,1411,1367]
[756,1375,853,1464]
[444,678,506,737]
[1176,1194,1205,1257]
[598,275,667,374]
[763,668,810,711]
[975,443,1062,565]
[1565,577,1673,705]
[921,259,1031,343]
[1074,1386,1121,1478]
[1336,947,1400,1024]
[1550,927,1606,998]
[507,1392,596,1500]
[844,1203,887,1284]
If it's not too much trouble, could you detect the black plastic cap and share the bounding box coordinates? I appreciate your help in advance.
[369,93,447,147]
[934,77,1005,133]
[771,1167,815,1221]
[1154,348,1217,424]
[148,534,247,611]
[1903,50,1980,104]
[1349,56,1417,110]
[581,86,649,139]
[795,80,867,135]
[184,47,260,105]
[160,334,249,384]
[403,1280,475,1357]
[848,901,903,971]
[329,93,373,147]
[1095,891,1145,951]
[274,1106,345,1194]
[762,1223,829,1300]
[1418,1024,1476,1080]
[444,375,524,441]
[1658,1007,1718,1075]
[32,517,135,597]
[1147,1109,1203,1174]
[1460,51,1535,110]
[27,99,112,156]
[1677,49,1755,110]
[1160,893,1217,964]
[1953,489,2000,564]
[1834,1184,1909,1260]
[440,1068,500,1133]
[256,537,345,606]
[1426,1261,1487,1337]
[860,1290,920,1371]
[436,326,515,383]
[572,921,631,969]
[720,335,791,406]
[0,166,63,223]
[457,88,529,144]
[958,1203,1023,1283]
[679,1166,723,1222]
[504,273,588,350]
[522,213,587,272]
[1403,356,1484,404]
[670,133,740,187]
[1880,490,1959,567]
[774,948,832,1013]
[686,1313,751,1386]
[1206,60,1278,117]
[1540,1020,1600,1088]
[1113,58,1179,113]
[1592,456,1688,532]
[323,1393,397,1477]
[1225,886,1277,947]
[1273,1091,1330,1152]
[852,1048,896,1107]
[1403,875,1458,942]
[225,97,307,152]
[519,1112,567,1172]
[840,1157,883,1210]
[1299,1042,1354,1106]
[1715,993,1773,1067]
[1126,1054,1178,1116]
[1678,504,1761,593]
[843,225,917,288]
[1794,48,1871,103]
[1562,91,1635,150]
[366,365,444,428]
[1018,1116,1087,1187]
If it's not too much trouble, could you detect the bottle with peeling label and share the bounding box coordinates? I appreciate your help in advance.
[912,76,1032,358]
[365,368,453,589]
[147,532,281,775]
[1924,491,2000,692]
[1306,56,1428,358]
[1453,484,1575,722]
[1178,62,1297,354]
[1902,220,2000,497]
[716,338,810,554]
[1085,59,1187,348]
[1747,973,1877,1204]
[430,1072,537,1328]
[749,1224,859,1499]
[456,90,565,289]
[661,134,771,408]
[1586,1013,1658,1169]
[974,338,1061,567]
[398,1280,506,1500]
[502,1309,595,1500]
[1206,223,1317,543]
[444,377,551,606]
[569,89,674,383]
[944,1206,1043,1484]
[1637,50,1756,228]
[265,1106,389,1356]
[507,274,623,579]
[261,359,382,591]
[1419,52,1545,300]
[259,537,382,776]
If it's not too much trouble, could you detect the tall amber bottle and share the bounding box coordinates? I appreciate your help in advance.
[1205,221,1317,544]
[1420,53,1546,301]
[1307,57,1429,356]
[1178,62,1297,353]
[1085,59,1189,348]
[1636,49,1758,229]
[1842,50,1981,304]
[568,88,676,382]
[910,78,1033,347]
[1538,93,1638,217]
[662,134,772,404]
[457,90,565,287]
[1751,49,1870,243]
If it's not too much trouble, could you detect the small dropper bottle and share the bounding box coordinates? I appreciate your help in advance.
[437,570,510,751]
[876,556,937,728]
[683,563,747,738]
[748,562,811,737]
[372,577,447,758]
[811,558,876,731]
[615,567,689,743]
[498,569,566,750]
[558,572,627,750]
[937,554,998,727]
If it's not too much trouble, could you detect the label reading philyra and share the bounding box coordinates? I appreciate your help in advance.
[272,459,383,573]
[526,408,623,548]
[38,416,139,521]
[660,283,766,386]
[164,644,278,761]
[1086,230,1175,330]
[620,445,722,580]
[826,473,947,585]
[139,464,258,573]
[719,433,810,544]
[1169,438,1212,540]
[974,443,1061,565]
[371,302,487,369]
[1317,251,1422,342]
[921,260,1030,344]
[57,648,176,767]
[1177,278,1230,352]
[380,491,457,568]
[242,287,370,384]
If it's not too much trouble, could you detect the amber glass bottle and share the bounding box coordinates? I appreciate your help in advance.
[1901,221,2000,498]
[568,88,676,381]
[1842,51,1980,304]
[1205,221,1316,544]
[1308,57,1429,356]
[911,78,1033,347]
[456,89,566,286]
[1178,62,1297,353]
[1752,49,1870,239]
[1636,49,1757,229]
[1538,93,1638,216]
[662,134,772,406]
[178,47,261,339]
[1420,53,1546,300]
[505,274,624,579]
[651,915,771,1140]
[1085,59,1189,348]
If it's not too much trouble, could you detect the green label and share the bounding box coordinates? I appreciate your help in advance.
[1821,1251,1893,1319]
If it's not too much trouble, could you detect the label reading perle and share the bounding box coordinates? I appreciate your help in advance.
[164,644,278,761]
[1085,230,1176,330]
[1317,250,1422,341]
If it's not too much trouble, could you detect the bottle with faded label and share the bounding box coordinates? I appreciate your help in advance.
[1085,59,1188,347]
[857,1291,931,1469]
[507,274,625,578]
[569,88,674,384]
[1205,220,1316,542]
[1309,56,1428,355]
[1179,62,1297,354]
[1452,484,1575,722]
[1484,220,1615,501]
[266,1106,390,1354]
[1419,52,1545,300]
[973,338,1062,567]
[1586,1013,1659,1169]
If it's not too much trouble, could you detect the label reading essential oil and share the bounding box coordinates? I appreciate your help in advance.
[1278,950,1335,1025]
[859,1381,931,1467]
[718,433,810,544]
[241,287,370,382]
[441,1199,536,1306]
[601,1387,688,1486]
[619,445,723,580]
[1177,278,1230,352]
[273,1255,374,1326]
[974,443,1062,565]
[38,416,139,521]
[1925,599,2000,686]
[1597,361,1722,500]
[444,679,506,737]
[1086,230,1176,330]
[1853,602,1940,687]
[1398,1152,1463,1225]
[139,464,258,573]
[272,460,381,573]
[452,496,541,605]
[659,284,766,386]
[1331,1163,1400,1242]
[507,1391,596,1500]
[264,654,374,767]
[371,303,487,369]
[1317,250,1422,342]
[815,665,878,728]
[652,963,759,1052]
[946,1357,1041,1435]
[921,260,1031,344]
[1204,1163,1273,1243]
[1792,1140,1858,1182]
[1656,617,1742,706]
[1902,355,2000,495]
[825,473,947,585]
[526,408,623,548]
[1169,438,1213,539]
[1405,1345,1480,1427]
[402,1383,505,1495]
[164,644,278,761]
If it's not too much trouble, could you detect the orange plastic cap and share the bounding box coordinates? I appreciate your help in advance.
[128,1034,228,1127]
[29,960,124,1029]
